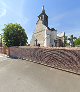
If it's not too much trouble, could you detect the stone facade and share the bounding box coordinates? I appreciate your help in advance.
[30,6,64,47]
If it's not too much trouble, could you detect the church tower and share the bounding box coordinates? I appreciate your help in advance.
[30,6,58,47]
[38,6,48,27]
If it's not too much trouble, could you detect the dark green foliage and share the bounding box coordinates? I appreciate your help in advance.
[3,23,28,47]
[74,38,80,46]
[64,36,68,46]
[68,35,77,47]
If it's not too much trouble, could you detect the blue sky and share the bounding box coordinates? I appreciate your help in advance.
[0,0,80,43]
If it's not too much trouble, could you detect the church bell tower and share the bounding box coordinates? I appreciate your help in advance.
[38,6,48,27]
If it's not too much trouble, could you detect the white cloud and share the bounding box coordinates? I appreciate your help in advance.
[0,8,6,17]
[0,1,7,18]
[1,1,8,8]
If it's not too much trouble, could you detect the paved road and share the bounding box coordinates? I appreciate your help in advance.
[0,54,80,92]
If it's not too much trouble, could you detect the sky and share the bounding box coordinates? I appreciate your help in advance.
[0,0,80,43]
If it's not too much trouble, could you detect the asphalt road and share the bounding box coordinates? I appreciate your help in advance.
[0,54,80,92]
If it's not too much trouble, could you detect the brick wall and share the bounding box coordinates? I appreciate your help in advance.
[9,46,80,75]
[0,47,2,53]
[0,47,3,53]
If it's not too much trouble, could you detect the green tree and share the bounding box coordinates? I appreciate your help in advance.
[74,38,80,46]
[68,35,77,47]
[64,35,68,46]
[64,34,70,47]
[3,23,28,47]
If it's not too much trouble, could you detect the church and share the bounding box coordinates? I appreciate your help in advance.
[30,6,65,47]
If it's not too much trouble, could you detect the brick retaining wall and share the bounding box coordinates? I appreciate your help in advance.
[0,47,3,53]
[9,47,80,75]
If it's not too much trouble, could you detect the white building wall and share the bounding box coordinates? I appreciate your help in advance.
[44,28,57,47]
[44,28,51,47]
[50,31,57,46]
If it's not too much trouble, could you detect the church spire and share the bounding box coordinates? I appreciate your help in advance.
[38,5,48,27]
[42,5,45,13]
